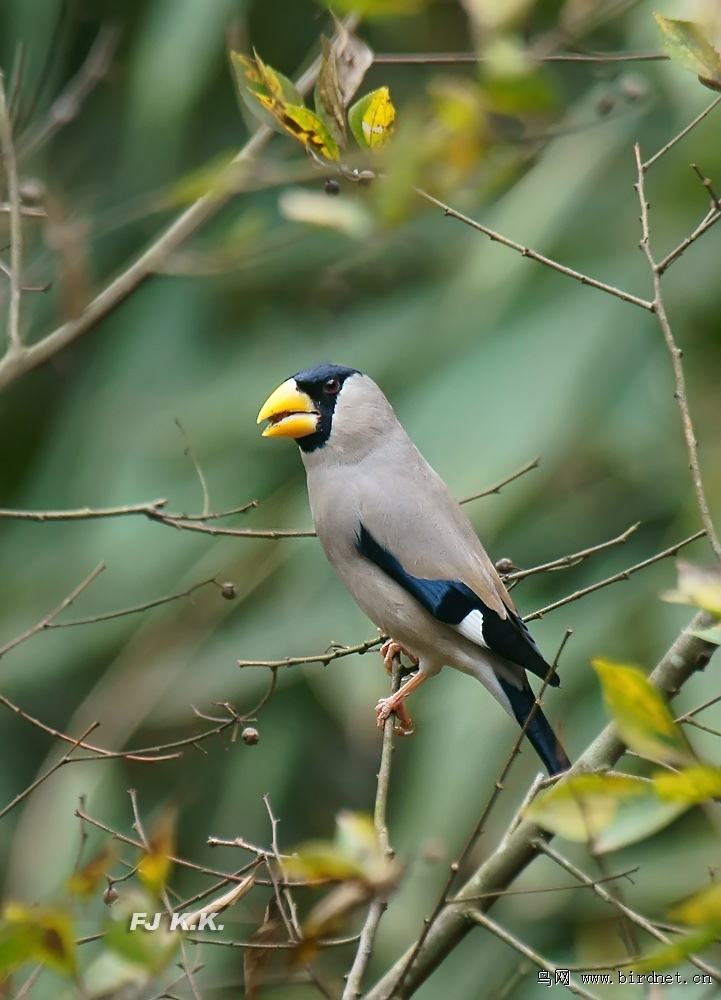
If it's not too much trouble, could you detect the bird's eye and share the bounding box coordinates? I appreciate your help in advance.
[323,377,341,395]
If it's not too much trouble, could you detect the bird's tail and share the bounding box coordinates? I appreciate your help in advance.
[499,678,570,776]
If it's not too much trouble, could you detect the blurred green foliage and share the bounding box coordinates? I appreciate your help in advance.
[0,0,720,996]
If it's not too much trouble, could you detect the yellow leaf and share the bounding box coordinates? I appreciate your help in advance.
[348,87,396,151]
[67,843,118,900]
[524,773,687,852]
[662,561,721,616]
[592,658,694,765]
[653,765,721,804]
[315,0,430,16]
[669,881,721,928]
[138,808,176,897]
[2,903,76,977]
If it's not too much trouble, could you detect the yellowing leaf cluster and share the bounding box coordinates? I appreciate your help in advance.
[231,28,396,166]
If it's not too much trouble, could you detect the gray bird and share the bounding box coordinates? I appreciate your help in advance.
[257,364,570,775]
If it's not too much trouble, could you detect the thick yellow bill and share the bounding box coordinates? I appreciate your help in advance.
[257,378,319,438]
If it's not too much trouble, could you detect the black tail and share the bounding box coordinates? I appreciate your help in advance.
[498,677,570,776]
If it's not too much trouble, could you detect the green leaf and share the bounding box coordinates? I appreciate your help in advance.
[662,560,721,616]
[592,658,694,765]
[0,903,77,977]
[654,14,721,83]
[348,87,396,151]
[315,0,430,17]
[104,892,180,973]
[525,773,687,852]
[653,765,721,804]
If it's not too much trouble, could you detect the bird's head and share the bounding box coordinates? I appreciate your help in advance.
[257,364,364,453]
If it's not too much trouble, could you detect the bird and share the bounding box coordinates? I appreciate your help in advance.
[257,364,570,776]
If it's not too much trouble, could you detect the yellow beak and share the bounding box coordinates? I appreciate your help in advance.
[257,378,319,439]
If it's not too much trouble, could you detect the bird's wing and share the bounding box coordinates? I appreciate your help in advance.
[304,408,558,684]
[356,522,558,685]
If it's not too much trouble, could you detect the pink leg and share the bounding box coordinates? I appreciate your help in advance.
[375,671,428,735]
[380,638,420,676]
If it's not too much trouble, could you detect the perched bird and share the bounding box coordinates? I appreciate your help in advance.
[257,364,570,775]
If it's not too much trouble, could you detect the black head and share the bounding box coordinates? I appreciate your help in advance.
[291,364,360,452]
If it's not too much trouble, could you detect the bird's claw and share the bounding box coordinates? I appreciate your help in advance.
[375,696,415,736]
[380,638,419,676]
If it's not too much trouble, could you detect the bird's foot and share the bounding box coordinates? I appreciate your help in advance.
[380,638,420,676]
[375,694,415,736]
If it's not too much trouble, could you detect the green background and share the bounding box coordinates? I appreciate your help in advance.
[0,0,720,996]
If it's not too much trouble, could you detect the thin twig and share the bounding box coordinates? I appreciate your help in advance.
[657,207,721,274]
[175,418,211,518]
[0,721,100,821]
[459,457,540,504]
[0,202,46,218]
[690,162,721,209]
[467,910,602,1000]
[0,562,105,659]
[45,576,218,628]
[342,662,399,999]
[374,50,667,65]
[239,637,382,670]
[635,144,721,561]
[0,17,358,393]
[416,189,654,312]
[642,96,721,172]
[525,529,706,620]
[392,636,571,995]
[0,71,24,351]
[19,26,120,158]
[536,841,721,983]
[0,498,311,537]
[506,523,639,582]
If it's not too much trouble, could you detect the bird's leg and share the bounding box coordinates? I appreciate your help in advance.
[379,638,420,676]
[375,670,427,735]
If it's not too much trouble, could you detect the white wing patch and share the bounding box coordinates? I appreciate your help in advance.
[454,609,489,649]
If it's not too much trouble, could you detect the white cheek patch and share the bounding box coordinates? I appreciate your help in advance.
[455,609,489,649]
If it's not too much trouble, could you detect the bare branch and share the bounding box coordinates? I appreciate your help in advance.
[459,457,540,505]
[0,71,24,350]
[415,189,654,312]
[536,841,721,983]
[0,17,358,394]
[18,26,120,158]
[506,523,640,582]
[642,96,721,172]
[175,418,211,518]
[374,50,667,65]
[525,529,706,621]
[342,662,399,999]
[467,910,602,1000]
[239,637,383,670]
[635,144,721,561]
[0,562,105,659]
